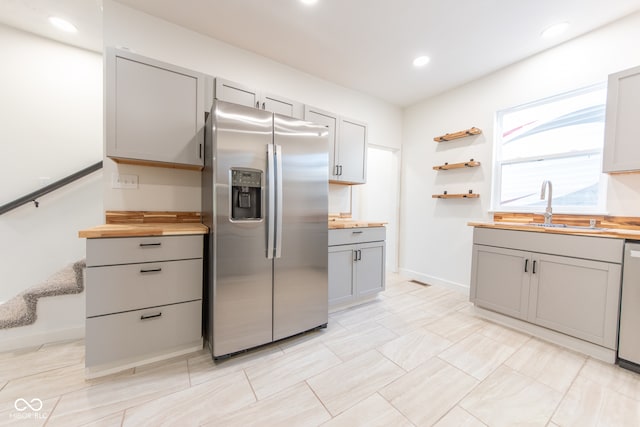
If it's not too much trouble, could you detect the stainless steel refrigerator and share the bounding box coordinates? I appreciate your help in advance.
[202,100,329,358]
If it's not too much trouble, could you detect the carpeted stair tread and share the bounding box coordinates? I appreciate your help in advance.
[0,260,85,330]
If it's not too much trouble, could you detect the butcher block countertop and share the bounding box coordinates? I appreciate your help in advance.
[328,218,386,229]
[78,223,208,238]
[79,211,207,238]
[469,212,640,240]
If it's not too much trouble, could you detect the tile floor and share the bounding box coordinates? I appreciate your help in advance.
[2,274,640,426]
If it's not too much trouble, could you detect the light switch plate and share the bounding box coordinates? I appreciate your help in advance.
[111,173,138,189]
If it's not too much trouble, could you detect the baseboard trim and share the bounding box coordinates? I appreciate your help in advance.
[399,268,469,295]
[0,326,85,353]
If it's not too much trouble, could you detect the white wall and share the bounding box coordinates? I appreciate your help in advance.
[103,0,403,213]
[400,11,640,291]
[0,25,103,301]
[0,24,102,204]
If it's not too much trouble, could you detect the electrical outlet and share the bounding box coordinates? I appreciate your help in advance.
[111,173,138,189]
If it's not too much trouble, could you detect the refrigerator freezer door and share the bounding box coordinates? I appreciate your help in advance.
[212,101,274,357]
[272,114,329,341]
[619,242,640,368]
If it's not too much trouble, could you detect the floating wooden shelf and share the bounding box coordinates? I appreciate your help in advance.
[434,127,482,142]
[432,192,480,199]
[433,160,481,171]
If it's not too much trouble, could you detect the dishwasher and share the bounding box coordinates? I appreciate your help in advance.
[618,241,640,373]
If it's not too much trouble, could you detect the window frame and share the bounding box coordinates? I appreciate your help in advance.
[491,83,608,214]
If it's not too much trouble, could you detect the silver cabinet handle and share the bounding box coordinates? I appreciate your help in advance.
[262,102,266,110]
[139,242,161,248]
[353,250,358,262]
[256,101,260,108]
[352,231,363,234]
[524,259,529,273]
[532,260,537,274]
[140,312,162,320]
[140,268,162,273]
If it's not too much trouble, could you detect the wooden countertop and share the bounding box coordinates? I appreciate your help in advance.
[468,221,640,240]
[328,218,386,229]
[79,223,208,238]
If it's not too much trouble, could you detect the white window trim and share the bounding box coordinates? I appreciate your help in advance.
[491,84,608,215]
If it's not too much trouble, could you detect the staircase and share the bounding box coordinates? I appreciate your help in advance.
[0,260,86,352]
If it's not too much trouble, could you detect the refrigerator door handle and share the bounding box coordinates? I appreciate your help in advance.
[267,143,275,259]
[275,144,283,259]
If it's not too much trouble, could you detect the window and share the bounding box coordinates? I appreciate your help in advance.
[493,83,607,213]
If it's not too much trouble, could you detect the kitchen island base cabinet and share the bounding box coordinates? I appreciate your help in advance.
[470,228,623,350]
[84,234,204,378]
[328,227,385,310]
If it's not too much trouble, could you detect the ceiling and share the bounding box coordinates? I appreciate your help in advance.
[2,0,640,107]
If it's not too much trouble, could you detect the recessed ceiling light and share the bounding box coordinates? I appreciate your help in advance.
[413,55,431,68]
[48,16,78,33]
[541,22,569,38]
[300,0,318,5]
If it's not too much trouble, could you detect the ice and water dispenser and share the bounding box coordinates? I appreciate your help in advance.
[230,168,262,221]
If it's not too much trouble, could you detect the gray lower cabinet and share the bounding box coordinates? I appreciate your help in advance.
[84,234,203,376]
[105,48,210,170]
[470,228,623,349]
[328,227,385,308]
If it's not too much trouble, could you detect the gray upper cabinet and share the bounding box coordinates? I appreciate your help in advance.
[304,106,338,181]
[603,64,640,173]
[105,48,208,170]
[338,118,367,184]
[215,78,303,119]
[304,106,368,184]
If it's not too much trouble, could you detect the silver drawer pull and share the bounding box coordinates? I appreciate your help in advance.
[140,312,162,320]
[140,268,162,274]
[139,243,162,247]
[352,231,363,234]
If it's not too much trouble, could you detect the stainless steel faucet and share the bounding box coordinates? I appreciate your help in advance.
[540,180,553,224]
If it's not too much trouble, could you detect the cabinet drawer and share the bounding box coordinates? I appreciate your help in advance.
[329,227,385,246]
[86,235,203,266]
[86,258,203,317]
[85,300,202,368]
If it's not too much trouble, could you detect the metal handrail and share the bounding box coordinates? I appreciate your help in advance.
[0,161,103,215]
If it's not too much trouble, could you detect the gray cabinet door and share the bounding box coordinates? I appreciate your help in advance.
[528,253,621,349]
[106,48,205,169]
[337,118,367,184]
[356,242,385,297]
[304,106,338,179]
[329,245,356,306]
[215,78,259,108]
[471,245,530,320]
[216,78,304,118]
[263,93,303,119]
[603,65,640,173]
